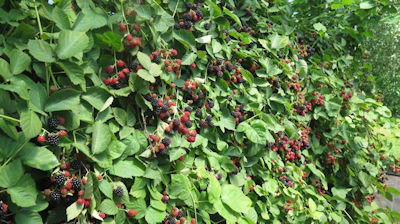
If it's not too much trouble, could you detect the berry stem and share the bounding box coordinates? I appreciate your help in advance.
[33,0,43,37]
[120,1,131,35]
[172,0,180,17]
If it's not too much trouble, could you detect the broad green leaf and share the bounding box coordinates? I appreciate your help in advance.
[137,69,155,83]
[332,187,351,199]
[99,199,118,215]
[109,158,146,178]
[7,174,37,207]
[221,184,252,213]
[15,211,43,224]
[0,159,24,188]
[99,180,114,199]
[145,206,166,224]
[66,202,84,221]
[20,143,59,171]
[269,33,289,49]
[56,30,89,59]
[45,89,80,112]
[56,61,85,86]
[28,40,55,62]
[137,52,152,70]
[214,199,238,222]
[208,173,221,203]
[313,23,327,32]
[95,31,123,51]
[20,110,42,139]
[92,122,111,154]
[169,174,197,207]
[82,87,110,110]
[182,52,197,65]
[0,58,11,80]
[173,30,196,51]
[9,49,31,74]
[360,1,374,9]
[52,6,71,30]
[223,8,242,27]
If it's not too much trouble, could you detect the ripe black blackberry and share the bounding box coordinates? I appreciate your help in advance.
[161,104,169,113]
[204,22,211,30]
[185,2,193,9]
[50,191,61,203]
[217,71,224,78]
[177,210,184,219]
[162,137,171,146]
[200,120,207,128]
[113,82,122,90]
[152,55,161,64]
[185,106,193,113]
[173,119,181,128]
[206,115,213,122]
[185,121,193,128]
[48,117,59,129]
[48,134,59,146]
[207,66,214,74]
[71,178,81,190]
[226,64,234,72]
[54,174,66,186]
[195,109,202,118]
[174,23,181,30]
[143,94,152,101]
[130,61,139,70]
[113,186,124,197]
[70,160,82,170]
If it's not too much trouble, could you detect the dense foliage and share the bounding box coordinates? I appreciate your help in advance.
[360,20,400,116]
[0,0,400,223]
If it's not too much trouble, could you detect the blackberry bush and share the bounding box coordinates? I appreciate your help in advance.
[0,0,398,223]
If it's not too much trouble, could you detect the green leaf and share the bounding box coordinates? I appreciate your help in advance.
[169,174,197,206]
[20,110,42,139]
[52,6,71,30]
[313,23,327,32]
[7,174,37,207]
[145,206,166,224]
[9,49,31,74]
[214,199,238,222]
[0,58,11,80]
[137,69,155,83]
[82,87,110,110]
[358,171,371,187]
[332,187,351,199]
[308,198,317,212]
[15,211,43,224]
[182,52,197,65]
[66,202,84,221]
[20,143,59,171]
[223,8,242,27]
[208,173,221,203]
[28,40,55,62]
[99,199,118,215]
[92,122,111,154]
[95,31,123,51]
[221,184,252,213]
[55,30,89,59]
[137,52,153,70]
[45,89,80,112]
[56,61,85,86]
[0,159,24,188]
[360,1,374,9]
[269,33,289,49]
[173,30,196,51]
[109,158,146,178]
[99,180,114,199]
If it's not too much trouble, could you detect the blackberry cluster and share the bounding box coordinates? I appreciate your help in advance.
[162,137,171,147]
[114,186,124,197]
[279,175,293,188]
[71,178,81,190]
[237,21,255,36]
[195,108,202,117]
[47,134,59,146]
[150,52,161,64]
[144,94,174,121]
[50,191,61,203]
[222,29,230,42]
[199,114,214,128]
[70,160,82,170]
[296,36,315,58]
[48,117,59,129]
[270,77,281,89]
[231,104,246,124]
[54,174,66,186]
[162,215,177,224]
[174,2,204,30]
